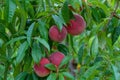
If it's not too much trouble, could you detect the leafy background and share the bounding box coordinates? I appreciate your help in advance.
[0,0,120,80]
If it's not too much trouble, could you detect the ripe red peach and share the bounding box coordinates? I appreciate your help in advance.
[65,14,86,35]
[49,25,67,42]
[34,58,50,77]
[49,52,65,67]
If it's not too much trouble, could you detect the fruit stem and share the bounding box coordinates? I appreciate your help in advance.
[56,66,59,78]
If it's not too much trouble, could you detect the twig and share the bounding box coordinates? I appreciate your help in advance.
[104,0,119,30]
[113,13,120,19]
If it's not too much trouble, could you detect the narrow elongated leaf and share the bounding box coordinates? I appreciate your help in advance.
[38,20,48,41]
[0,76,2,80]
[0,23,8,41]
[83,62,101,79]
[0,23,5,33]
[23,55,32,72]
[0,39,4,48]
[61,1,74,23]
[26,74,33,80]
[90,1,110,15]
[45,63,56,71]
[26,2,34,18]
[59,56,72,68]
[112,26,120,44]
[47,73,57,80]
[27,22,35,45]
[32,73,39,80]
[90,36,98,58]
[14,9,27,33]
[78,43,84,64]
[69,0,82,11]
[59,73,64,80]
[62,72,74,80]
[15,72,28,80]
[31,41,42,63]
[6,36,26,45]
[5,0,16,22]
[57,44,69,56]
[112,64,120,80]
[91,7,101,22]
[35,37,50,52]
[52,15,64,31]
[16,41,29,64]
[0,65,5,77]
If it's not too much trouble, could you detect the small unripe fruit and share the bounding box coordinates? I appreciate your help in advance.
[49,52,65,67]
[34,58,50,77]
[49,25,67,42]
[66,14,86,35]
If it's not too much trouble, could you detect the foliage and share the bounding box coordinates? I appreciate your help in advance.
[0,0,120,80]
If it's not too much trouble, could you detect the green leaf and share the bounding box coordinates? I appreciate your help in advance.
[57,44,69,56]
[31,41,42,63]
[45,63,56,71]
[27,22,35,45]
[15,72,28,80]
[112,64,120,80]
[69,0,82,11]
[83,62,101,79]
[14,9,27,33]
[52,15,64,31]
[6,36,26,45]
[47,73,57,80]
[78,43,84,64]
[61,1,74,23]
[35,37,50,52]
[16,41,29,64]
[62,72,74,80]
[0,23,5,33]
[0,23,8,41]
[0,39,4,48]
[59,73,65,80]
[5,0,16,22]
[112,26,120,44]
[0,65,5,77]
[38,20,48,41]
[90,1,110,15]
[26,2,35,18]
[59,56,72,68]
[0,77,2,80]
[32,73,39,80]
[23,55,32,72]
[91,7,101,22]
[90,36,98,59]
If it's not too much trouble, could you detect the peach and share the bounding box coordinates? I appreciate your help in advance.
[65,14,86,35]
[34,58,50,77]
[49,52,65,67]
[49,25,67,42]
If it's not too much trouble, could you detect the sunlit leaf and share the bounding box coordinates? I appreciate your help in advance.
[45,63,56,71]
[59,56,72,68]
[112,64,120,80]
[16,41,29,64]
[5,0,16,22]
[35,37,50,52]
[31,41,42,63]
[27,22,35,45]
[47,73,57,80]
